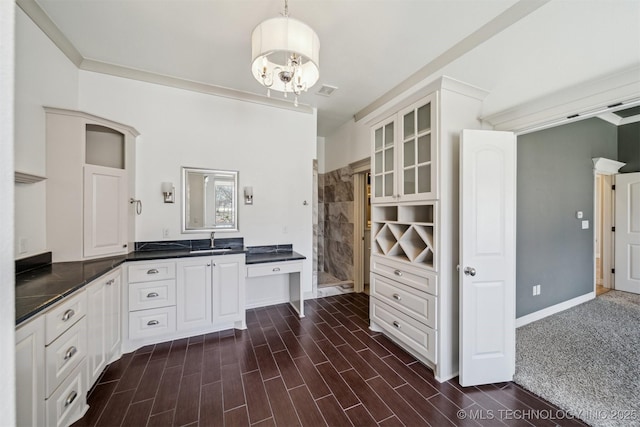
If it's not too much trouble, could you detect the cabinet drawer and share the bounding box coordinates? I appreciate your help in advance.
[129,306,177,341]
[246,261,302,278]
[371,274,436,329]
[371,255,438,296]
[128,262,176,283]
[370,298,436,364]
[45,290,87,345]
[45,317,87,398]
[129,279,176,311]
[45,358,86,427]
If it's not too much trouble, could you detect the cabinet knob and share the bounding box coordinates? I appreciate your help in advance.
[64,390,78,408]
[147,320,160,326]
[147,269,159,275]
[106,279,114,286]
[147,292,159,298]
[61,309,75,322]
[123,244,128,248]
[273,267,281,272]
[64,346,78,361]
[393,269,403,277]
[393,321,401,328]
[392,293,402,301]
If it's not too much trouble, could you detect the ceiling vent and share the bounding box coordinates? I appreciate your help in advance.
[316,85,338,97]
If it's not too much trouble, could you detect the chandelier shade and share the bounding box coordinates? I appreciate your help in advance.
[251,12,320,98]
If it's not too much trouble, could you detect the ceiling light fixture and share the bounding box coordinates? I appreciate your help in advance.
[251,0,320,107]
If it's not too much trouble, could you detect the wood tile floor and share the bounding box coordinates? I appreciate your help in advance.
[73,293,587,426]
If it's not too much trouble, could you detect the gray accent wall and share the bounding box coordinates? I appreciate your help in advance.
[516,118,617,318]
[618,121,640,173]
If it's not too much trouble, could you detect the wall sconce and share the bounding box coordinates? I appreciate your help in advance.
[244,186,253,205]
[161,182,174,203]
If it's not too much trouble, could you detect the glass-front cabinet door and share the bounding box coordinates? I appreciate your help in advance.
[371,116,397,203]
[399,93,437,201]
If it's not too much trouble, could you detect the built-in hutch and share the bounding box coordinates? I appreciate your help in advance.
[369,77,487,381]
[45,108,138,262]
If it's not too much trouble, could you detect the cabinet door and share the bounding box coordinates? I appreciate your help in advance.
[398,93,437,201]
[16,317,45,427]
[86,281,106,387]
[83,164,128,258]
[212,257,244,324]
[176,258,213,330]
[105,273,122,362]
[371,116,397,203]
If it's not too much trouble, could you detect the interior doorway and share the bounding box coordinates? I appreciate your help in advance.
[595,173,614,295]
[352,160,371,293]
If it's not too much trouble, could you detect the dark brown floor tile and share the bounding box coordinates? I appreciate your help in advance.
[429,393,482,426]
[263,377,301,426]
[272,350,304,389]
[340,369,392,422]
[95,389,135,426]
[317,339,351,372]
[368,376,429,426]
[147,409,175,426]
[202,347,222,385]
[188,334,204,344]
[114,352,151,392]
[279,330,306,358]
[475,384,557,427]
[236,340,259,373]
[251,417,276,427]
[332,325,366,351]
[289,385,326,426]
[151,365,182,415]
[351,329,390,357]
[297,334,328,364]
[174,372,201,426]
[165,338,188,367]
[200,381,223,427]
[316,321,346,346]
[98,352,133,384]
[395,384,456,427]
[382,355,440,397]
[254,344,280,380]
[135,344,156,354]
[459,403,506,427]
[182,341,204,376]
[336,344,377,380]
[315,308,341,328]
[203,331,220,350]
[357,349,406,388]
[248,324,267,347]
[242,370,273,424]
[246,309,259,326]
[224,406,250,426]
[292,356,331,400]
[235,328,251,342]
[373,334,416,364]
[316,394,353,427]
[132,358,167,403]
[122,398,153,426]
[345,404,376,427]
[315,363,359,409]
[149,341,172,362]
[282,314,305,336]
[72,381,117,426]
[263,326,287,353]
[222,362,246,411]
[220,335,239,366]
[331,311,361,332]
[379,415,405,426]
[219,328,236,339]
[255,308,274,328]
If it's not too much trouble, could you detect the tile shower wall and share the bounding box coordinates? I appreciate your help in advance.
[318,165,354,281]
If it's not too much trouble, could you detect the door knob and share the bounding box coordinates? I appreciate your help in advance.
[464,267,477,276]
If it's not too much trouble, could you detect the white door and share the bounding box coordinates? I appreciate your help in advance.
[459,129,516,387]
[614,172,640,294]
[177,258,213,330]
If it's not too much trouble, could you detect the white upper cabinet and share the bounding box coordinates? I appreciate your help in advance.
[45,108,138,262]
[371,93,437,203]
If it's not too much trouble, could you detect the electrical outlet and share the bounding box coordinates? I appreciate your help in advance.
[532,284,541,296]
[581,220,589,229]
[537,284,541,295]
[162,228,170,238]
[532,285,536,296]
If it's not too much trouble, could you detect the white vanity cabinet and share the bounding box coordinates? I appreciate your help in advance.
[45,108,139,262]
[212,255,245,325]
[16,316,45,427]
[86,268,122,387]
[176,257,213,330]
[369,77,487,382]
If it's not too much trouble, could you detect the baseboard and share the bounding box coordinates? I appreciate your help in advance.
[516,291,595,328]
[245,297,291,310]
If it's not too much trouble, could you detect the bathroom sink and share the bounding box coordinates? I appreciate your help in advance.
[190,248,233,254]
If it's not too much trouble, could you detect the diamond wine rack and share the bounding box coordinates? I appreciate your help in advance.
[371,203,436,269]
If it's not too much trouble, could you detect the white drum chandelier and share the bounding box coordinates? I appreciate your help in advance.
[251,0,320,106]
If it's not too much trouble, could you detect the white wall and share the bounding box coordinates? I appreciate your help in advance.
[14,8,79,258]
[323,117,369,173]
[78,71,317,293]
[1,0,16,423]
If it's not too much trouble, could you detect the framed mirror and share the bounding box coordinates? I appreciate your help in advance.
[182,167,238,232]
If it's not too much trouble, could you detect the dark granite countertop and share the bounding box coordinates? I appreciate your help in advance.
[16,242,306,326]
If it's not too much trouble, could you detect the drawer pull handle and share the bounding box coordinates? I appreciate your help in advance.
[106,279,114,286]
[64,346,78,361]
[147,292,159,298]
[64,390,78,408]
[392,293,402,301]
[394,270,403,277]
[272,267,281,272]
[61,309,75,322]
[147,320,160,326]
[147,269,159,275]
[393,321,401,328]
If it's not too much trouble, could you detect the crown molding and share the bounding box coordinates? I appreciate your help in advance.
[18,0,313,115]
[354,0,551,123]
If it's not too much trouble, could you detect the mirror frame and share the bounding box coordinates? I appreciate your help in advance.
[181,167,239,233]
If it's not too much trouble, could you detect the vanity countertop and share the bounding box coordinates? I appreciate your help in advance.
[16,244,306,326]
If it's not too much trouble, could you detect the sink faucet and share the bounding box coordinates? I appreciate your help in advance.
[210,231,215,248]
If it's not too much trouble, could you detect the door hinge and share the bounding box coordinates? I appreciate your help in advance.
[612,268,615,274]
[612,184,616,190]
[612,226,615,232]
